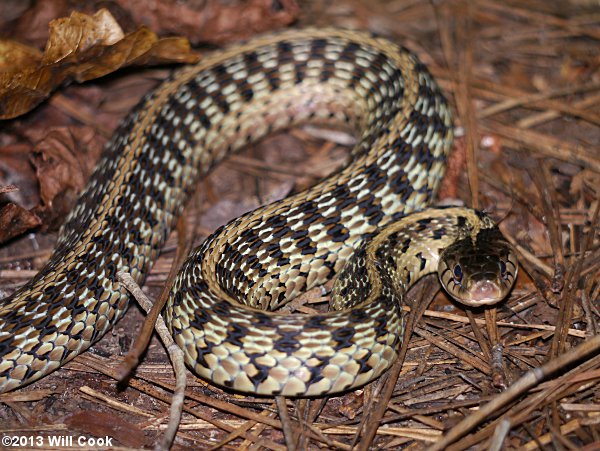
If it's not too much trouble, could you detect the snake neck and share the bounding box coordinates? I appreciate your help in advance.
[331,207,496,310]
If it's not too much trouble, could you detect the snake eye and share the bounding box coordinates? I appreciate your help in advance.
[453,264,463,283]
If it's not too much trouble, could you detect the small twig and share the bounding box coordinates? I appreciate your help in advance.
[0,390,56,402]
[488,419,511,451]
[491,344,506,390]
[294,399,309,451]
[478,0,600,40]
[581,283,598,337]
[518,92,600,128]
[484,308,506,388]
[79,385,154,418]
[478,81,600,121]
[275,396,297,451]
[117,220,189,382]
[466,309,491,361]
[481,121,600,172]
[117,270,187,451]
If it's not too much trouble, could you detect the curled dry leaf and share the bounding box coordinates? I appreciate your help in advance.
[29,126,104,231]
[0,202,42,244]
[0,8,200,119]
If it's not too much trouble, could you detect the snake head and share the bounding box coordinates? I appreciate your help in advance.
[438,226,518,307]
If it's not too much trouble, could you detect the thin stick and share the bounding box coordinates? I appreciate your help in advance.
[116,219,189,382]
[478,81,600,120]
[518,92,600,128]
[117,270,187,451]
[275,396,297,451]
[481,121,600,172]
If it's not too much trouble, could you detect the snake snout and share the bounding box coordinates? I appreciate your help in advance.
[443,271,507,307]
[466,277,504,304]
[458,259,512,306]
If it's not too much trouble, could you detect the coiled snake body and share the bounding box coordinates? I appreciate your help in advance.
[0,29,516,396]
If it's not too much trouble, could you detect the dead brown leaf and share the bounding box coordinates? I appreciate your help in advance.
[0,202,42,244]
[121,0,300,45]
[28,126,104,231]
[0,39,42,73]
[65,410,147,448]
[0,8,200,119]
[7,0,70,49]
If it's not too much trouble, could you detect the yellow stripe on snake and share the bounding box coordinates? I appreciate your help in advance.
[0,29,517,396]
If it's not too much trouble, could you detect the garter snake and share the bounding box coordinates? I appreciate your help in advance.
[0,28,517,396]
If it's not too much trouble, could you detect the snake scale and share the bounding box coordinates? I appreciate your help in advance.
[0,28,517,396]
